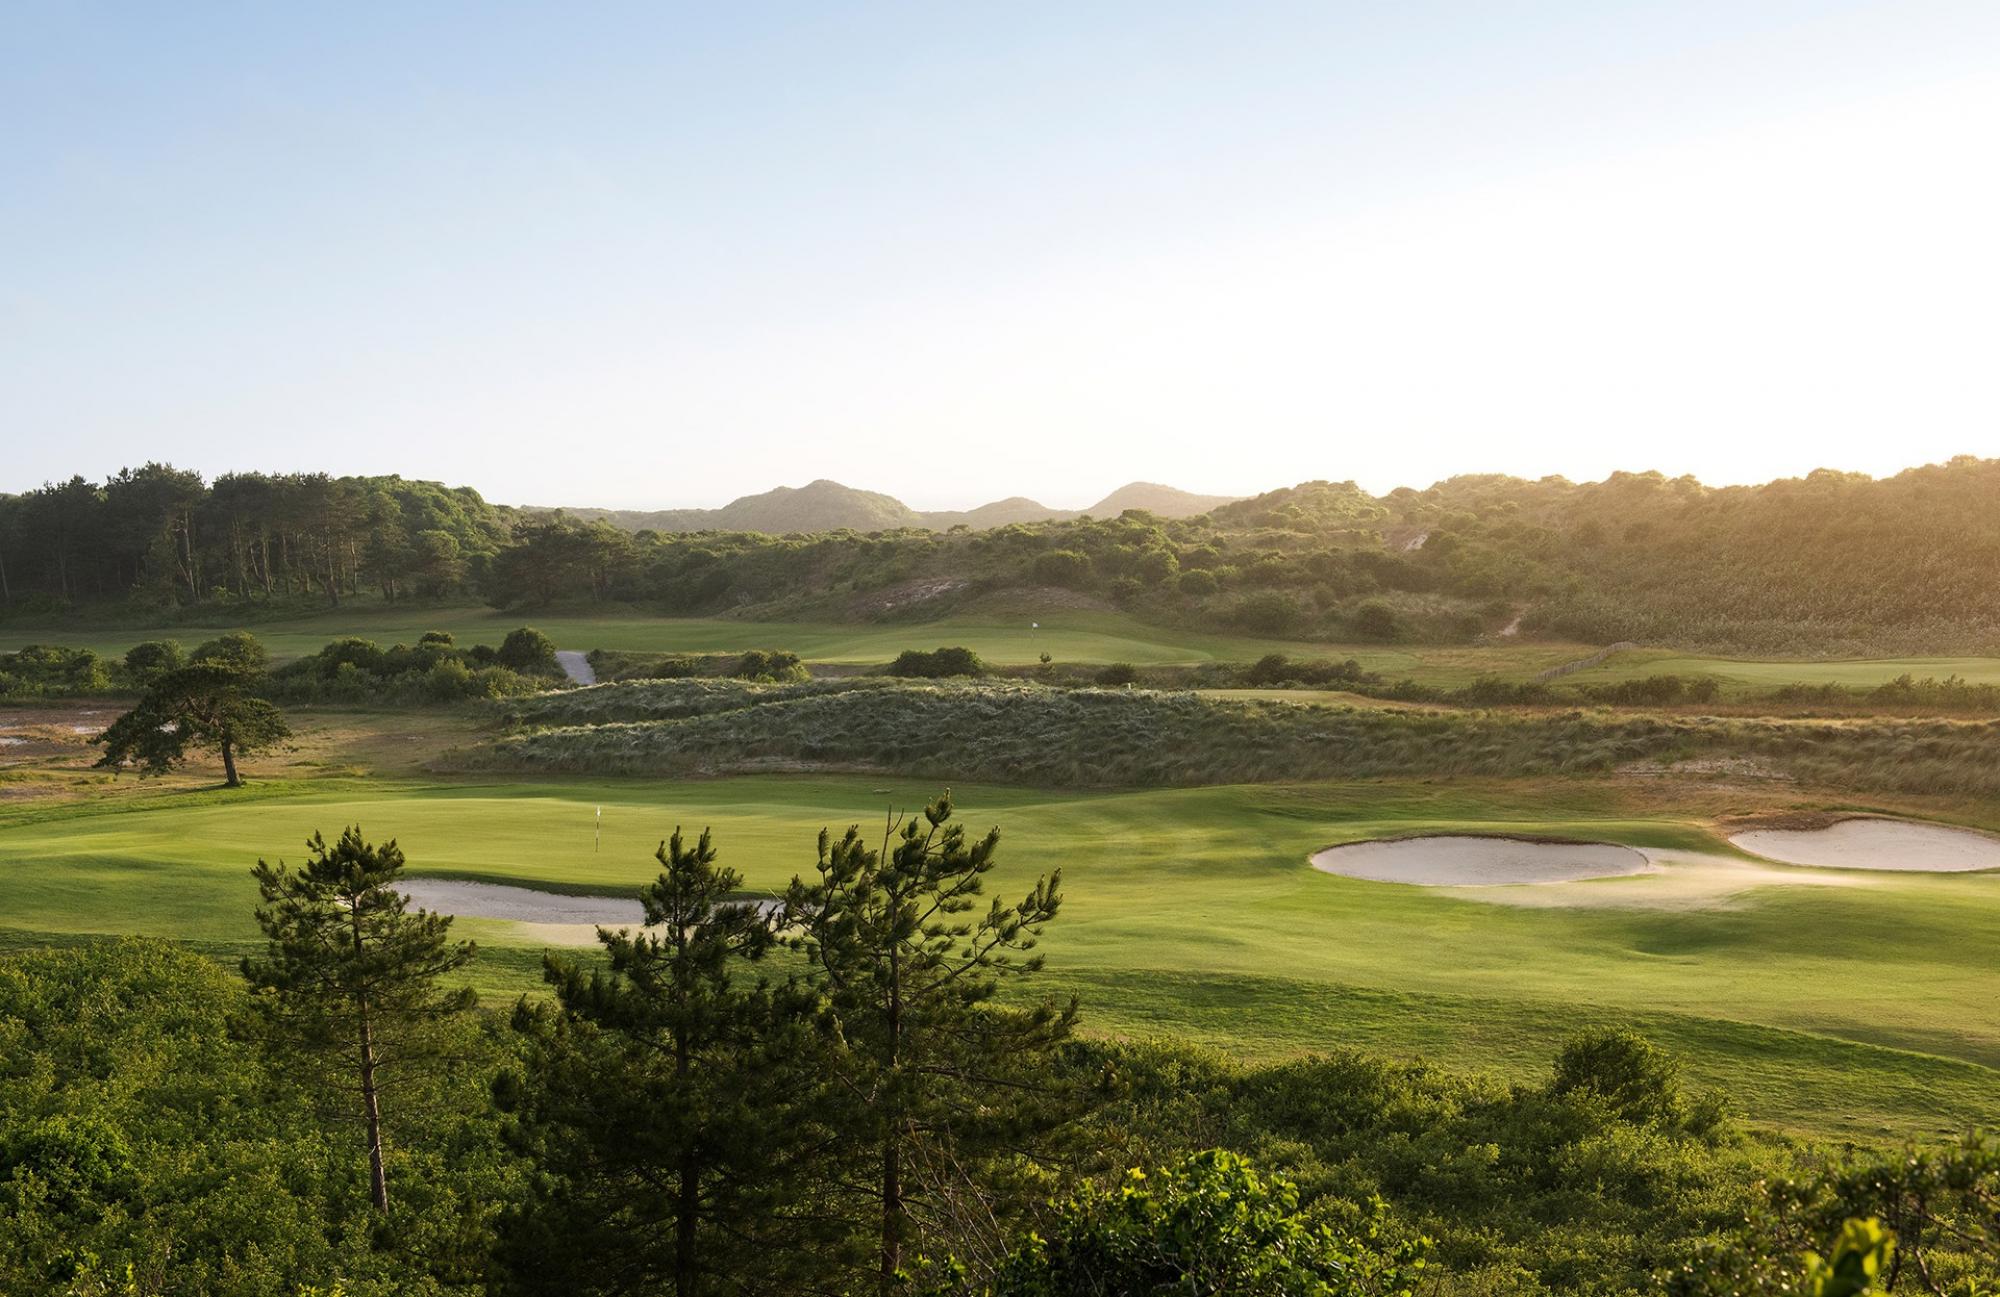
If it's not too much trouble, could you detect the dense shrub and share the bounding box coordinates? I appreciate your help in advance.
[1579,675,1721,706]
[976,1149,1423,1296]
[1226,590,1305,635]
[1352,600,1401,641]
[1095,663,1140,687]
[122,639,186,685]
[734,649,808,682]
[1032,549,1092,587]
[266,631,545,704]
[0,644,110,697]
[889,646,988,678]
[1175,568,1219,597]
[497,626,560,675]
[1244,653,1371,688]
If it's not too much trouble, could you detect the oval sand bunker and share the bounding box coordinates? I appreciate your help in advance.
[1310,836,1650,886]
[400,879,645,926]
[1729,819,2000,873]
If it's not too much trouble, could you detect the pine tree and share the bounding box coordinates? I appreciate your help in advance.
[241,827,476,1213]
[498,828,824,1296]
[783,790,1078,1293]
[93,660,289,787]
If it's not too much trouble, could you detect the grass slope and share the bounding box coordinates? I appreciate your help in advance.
[3,773,1996,1141]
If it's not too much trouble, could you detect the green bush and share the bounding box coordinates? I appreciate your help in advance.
[1032,549,1092,588]
[190,630,269,675]
[734,648,808,682]
[122,640,185,685]
[1352,601,1401,641]
[890,646,988,678]
[497,626,560,675]
[1176,568,1220,597]
[976,1149,1423,1296]
[0,644,110,697]
[1228,591,1305,635]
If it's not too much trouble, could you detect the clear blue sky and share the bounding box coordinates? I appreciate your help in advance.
[5,2,1997,508]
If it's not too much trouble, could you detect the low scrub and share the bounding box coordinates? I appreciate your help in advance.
[474,681,2000,792]
[267,630,549,704]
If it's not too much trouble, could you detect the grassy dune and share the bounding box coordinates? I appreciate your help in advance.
[3,772,1997,1140]
[477,678,2000,796]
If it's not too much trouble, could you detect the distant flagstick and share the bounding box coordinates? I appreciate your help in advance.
[595,805,601,853]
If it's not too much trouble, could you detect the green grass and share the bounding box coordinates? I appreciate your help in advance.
[0,600,1597,678]
[4,772,1997,1141]
[1566,647,2000,692]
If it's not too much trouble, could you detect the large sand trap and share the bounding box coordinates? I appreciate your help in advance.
[1729,819,2000,873]
[398,880,783,938]
[1310,835,1651,886]
[401,879,645,925]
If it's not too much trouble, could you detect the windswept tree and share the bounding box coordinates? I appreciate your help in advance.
[241,827,477,1213]
[498,827,826,1295]
[93,661,290,787]
[784,791,1078,1292]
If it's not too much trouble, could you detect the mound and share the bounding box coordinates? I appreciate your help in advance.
[1728,819,2000,872]
[1310,836,1652,886]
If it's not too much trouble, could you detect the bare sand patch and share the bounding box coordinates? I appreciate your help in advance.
[1450,848,1876,910]
[1310,835,1652,886]
[399,879,782,945]
[1729,819,2000,873]
[401,878,643,925]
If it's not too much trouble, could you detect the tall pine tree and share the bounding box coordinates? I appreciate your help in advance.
[498,828,827,1296]
[783,791,1078,1293]
[241,827,476,1213]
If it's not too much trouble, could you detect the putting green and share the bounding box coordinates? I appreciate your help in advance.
[3,774,1997,1140]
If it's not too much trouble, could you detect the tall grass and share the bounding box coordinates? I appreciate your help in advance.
[471,681,2000,793]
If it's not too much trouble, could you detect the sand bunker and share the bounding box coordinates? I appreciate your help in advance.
[1310,836,1651,886]
[1729,819,2000,873]
[398,879,783,934]
[400,879,647,925]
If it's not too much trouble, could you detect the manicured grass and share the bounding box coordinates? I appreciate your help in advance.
[0,601,1590,677]
[1567,648,2000,692]
[3,772,1996,1141]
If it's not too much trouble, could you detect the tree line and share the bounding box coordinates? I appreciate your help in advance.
[9,457,2000,655]
[0,467,507,609]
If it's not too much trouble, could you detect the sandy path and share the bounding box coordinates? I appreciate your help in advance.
[554,650,596,685]
[1729,819,2000,872]
[1310,836,1651,886]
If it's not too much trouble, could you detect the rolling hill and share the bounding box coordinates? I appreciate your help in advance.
[544,478,1240,534]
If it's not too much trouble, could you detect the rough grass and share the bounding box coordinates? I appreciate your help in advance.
[472,680,2000,794]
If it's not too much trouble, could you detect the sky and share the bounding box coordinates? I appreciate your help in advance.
[5,2,1999,510]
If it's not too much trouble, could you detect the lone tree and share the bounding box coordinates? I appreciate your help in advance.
[93,661,290,787]
[242,827,476,1213]
[499,828,824,1296]
[783,790,1077,1292]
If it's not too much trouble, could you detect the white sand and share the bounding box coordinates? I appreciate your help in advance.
[554,650,596,685]
[401,879,643,924]
[398,880,783,938]
[1451,848,1876,910]
[1309,835,1652,886]
[1729,819,2000,872]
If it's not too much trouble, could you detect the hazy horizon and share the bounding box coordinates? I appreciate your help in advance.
[8,2,1998,509]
